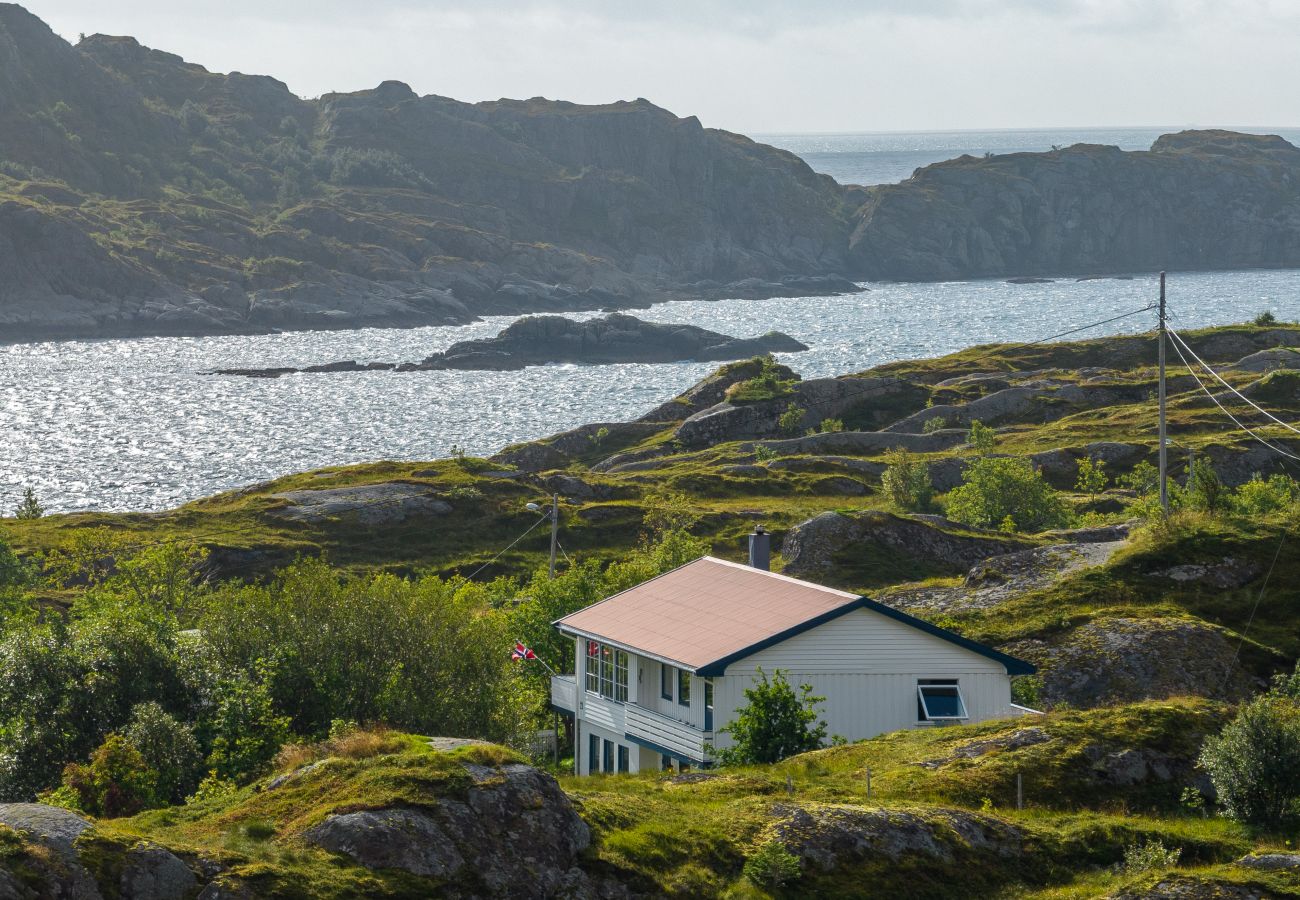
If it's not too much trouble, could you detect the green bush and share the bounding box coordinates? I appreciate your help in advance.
[778,403,806,437]
[123,702,203,804]
[922,416,947,433]
[1185,459,1227,515]
[1199,695,1300,829]
[13,488,42,520]
[1119,460,1159,495]
[946,457,1070,532]
[1234,473,1299,516]
[818,418,844,434]
[726,355,797,403]
[881,448,934,512]
[967,419,996,455]
[743,839,802,888]
[204,669,293,783]
[1254,311,1278,327]
[56,734,160,818]
[716,668,827,765]
[1122,838,1182,873]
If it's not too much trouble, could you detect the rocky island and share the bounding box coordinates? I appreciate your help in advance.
[208,313,808,377]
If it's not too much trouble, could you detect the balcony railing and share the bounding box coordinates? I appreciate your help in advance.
[551,675,577,713]
[625,704,710,762]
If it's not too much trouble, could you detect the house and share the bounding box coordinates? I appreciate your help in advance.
[550,528,1036,775]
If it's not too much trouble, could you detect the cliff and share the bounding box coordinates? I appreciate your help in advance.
[847,130,1300,280]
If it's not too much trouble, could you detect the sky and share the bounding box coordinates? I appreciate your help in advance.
[22,0,1300,135]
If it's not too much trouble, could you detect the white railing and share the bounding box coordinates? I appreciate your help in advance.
[551,675,577,713]
[625,704,710,762]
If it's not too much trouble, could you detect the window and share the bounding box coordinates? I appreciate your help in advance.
[602,739,614,774]
[589,734,600,773]
[678,669,691,707]
[704,679,714,731]
[617,745,630,773]
[661,664,674,701]
[584,641,629,702]
[917,679,968,722]
[661,753,674,772]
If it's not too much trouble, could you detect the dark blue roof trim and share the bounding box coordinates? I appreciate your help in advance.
[695,596,1036,677]
[623,731,703,765]
[548,700,574,716]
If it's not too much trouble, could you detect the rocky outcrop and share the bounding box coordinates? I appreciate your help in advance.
[848,130,1300,281]
[303,763,590,896]
[268,483,453,524]
[1016,617,1258,708]
[781,510,1032,578]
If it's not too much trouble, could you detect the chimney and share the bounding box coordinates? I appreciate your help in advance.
[748,525,771,571]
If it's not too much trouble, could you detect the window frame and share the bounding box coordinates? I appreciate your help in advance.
[588,734,600,773]
[617,744,630,773]
[661,664,674,701]
[602,739,614,774]
[916,679,968,723]
[584,641,629,703]
[677,668,691,708]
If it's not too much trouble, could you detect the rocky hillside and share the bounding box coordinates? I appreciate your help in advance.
[3,4,1300,340]
[0,5,855,341]
[848,130,1300,280]
[1,707,1297,898]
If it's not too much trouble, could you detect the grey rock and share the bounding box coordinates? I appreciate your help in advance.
[1230,348,1300,373]
[306,808,466,878]
[120,844,198,900]
[268,483,452,524]
[1107,876,1277,899]
[1237,853,1300,871]
[781,510,1032,578]
[1154,557,1263,589]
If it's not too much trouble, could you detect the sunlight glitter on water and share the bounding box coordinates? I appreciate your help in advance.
[2,269,1297,513]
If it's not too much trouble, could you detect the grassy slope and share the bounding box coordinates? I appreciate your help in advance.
[5,705,1296,898]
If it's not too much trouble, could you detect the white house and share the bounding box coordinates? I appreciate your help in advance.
[550,529,1035,775]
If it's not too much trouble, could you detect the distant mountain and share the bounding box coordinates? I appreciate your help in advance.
[1,3,1300,341]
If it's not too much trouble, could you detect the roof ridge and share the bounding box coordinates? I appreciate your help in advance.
[700,555,860,600]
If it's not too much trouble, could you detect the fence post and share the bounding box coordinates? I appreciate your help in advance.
[785,775,793,797]
[1016,772,1023,811]
[866,768,872,800]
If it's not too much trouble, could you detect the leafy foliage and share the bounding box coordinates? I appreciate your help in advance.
[716,668,827,765]
[1075,456,1108,497]
[881,448,934,512]
[123,701,203,803]
[1199,695,1300,829]
[777,402,806,437]
[946,457,1070,532]
[1122,838,1182,873]
[743,840,802,887]
[13,488,42,520]
[922,416,948,433]
[55,734,159,818]
[967,419,996,455]
[1186,459,1228,516]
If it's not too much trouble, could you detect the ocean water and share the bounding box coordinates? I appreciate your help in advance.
[3,268,1298,514]
[757,126,1300,186]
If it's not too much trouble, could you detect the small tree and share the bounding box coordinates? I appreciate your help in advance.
[124,702,203,804]
[967,420,996,456]
[744,840,802,888]
[1186,459,1227,515]
[881,448,933,512]
[204,670,293,782]
[55,734,160,818]
[1199,695,1300,829]
[922,416,948,434]
[716,668,827,765]
[1254,311,1278,327]
[1120,461,1159,495]
[14,488,42,520]
[946,457,1070,532]
[1075,456,1108,498]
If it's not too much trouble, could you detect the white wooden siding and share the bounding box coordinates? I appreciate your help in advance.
[726,607,1007,676]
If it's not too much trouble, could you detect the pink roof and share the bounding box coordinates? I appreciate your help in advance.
[555,556,860,671]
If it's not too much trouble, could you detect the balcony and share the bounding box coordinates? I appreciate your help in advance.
[550,675,577,713]
[624,704,710,762]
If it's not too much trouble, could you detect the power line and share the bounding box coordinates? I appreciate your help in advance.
[464,512,551,581]
[1165,332,1300,463]
[1221,525,1288,693]
[1167,327,1300,436]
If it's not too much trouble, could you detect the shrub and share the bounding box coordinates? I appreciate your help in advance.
[123,702,203,804]
[56,734,160,818]
[1120,460,1159,495]
[204,670,293,783]
[881,448,934,512]
[1234,473,1299,516]
[967,420,996,455]
[922,416,947,433]
[777,403,806,437]
[187,771,238,805]
[753,445,778,463]
[1186,459,1227,515]
[1122,839,1182,873]
[1075,456,1108,497]
[1254,311,1278,327]
[716,668,827,765]
[1199,695,1300,828]
[743,840,802,888]
[946,457,1070,532]
[818,418,844,434]
[726,355,797,403]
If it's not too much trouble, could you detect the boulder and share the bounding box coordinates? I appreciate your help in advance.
[1237,853,1300,871]
[1230,348,1300,373]
[1107,876,1277,900]
[119,844,199,900]
[1154,558,1263,590]
[638,357,799,423]
[781,510,1032,578]
[303,762,589,897]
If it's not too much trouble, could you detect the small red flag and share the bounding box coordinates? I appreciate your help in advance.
[512,641,537,662]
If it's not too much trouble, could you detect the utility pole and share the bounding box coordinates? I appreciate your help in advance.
[548,493,559,578]
[1158,271,1169,514]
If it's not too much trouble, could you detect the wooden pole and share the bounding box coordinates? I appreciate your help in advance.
[785,775,794,796]
[866,768,872,800]
[1158,272,1169,514]
[1016,772,1023,811]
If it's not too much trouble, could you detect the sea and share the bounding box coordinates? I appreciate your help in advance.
[4,126,1300,514]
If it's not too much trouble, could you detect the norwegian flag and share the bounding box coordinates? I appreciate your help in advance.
[512,641,538,662]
